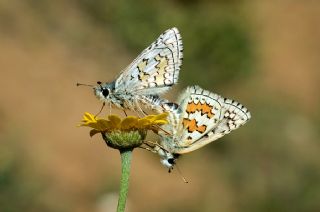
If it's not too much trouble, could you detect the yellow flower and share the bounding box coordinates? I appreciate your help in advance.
[79,112,168,149]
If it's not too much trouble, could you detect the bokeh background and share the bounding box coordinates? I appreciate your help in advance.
[1,0,320,211]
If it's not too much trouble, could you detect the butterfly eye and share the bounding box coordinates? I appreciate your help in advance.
[102,88,110,97]
[167,158,175,165]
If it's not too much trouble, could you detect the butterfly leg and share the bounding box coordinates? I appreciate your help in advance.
[134,99,148,117]
[139,144,157,153]
[95,102,105,117]
[123,110,128,117]
[154,125,172,136]
[144,140,167,151]
[109,102,112,115]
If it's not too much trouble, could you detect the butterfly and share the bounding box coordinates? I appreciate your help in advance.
[91,28,183,114]
[152,85,251,172]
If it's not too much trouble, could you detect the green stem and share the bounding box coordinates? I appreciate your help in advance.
[117,149,133,212]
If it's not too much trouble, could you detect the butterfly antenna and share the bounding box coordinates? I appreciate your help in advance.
[76,82,94,87]
[175,163,189,184]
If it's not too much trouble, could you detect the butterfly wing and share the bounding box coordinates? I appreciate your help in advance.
[178,97,251,154]
[115,28,183,95]
[166,86,251,154]
[216,98,251,136]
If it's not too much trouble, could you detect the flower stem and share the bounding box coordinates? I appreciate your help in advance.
[117,148,133,212]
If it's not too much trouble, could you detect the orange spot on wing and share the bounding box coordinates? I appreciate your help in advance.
[183,118,207,133]
[186,102,214,118]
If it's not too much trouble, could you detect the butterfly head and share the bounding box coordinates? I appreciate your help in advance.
[160,157,176,172]
[94,81,115,102]
[155,145,179,172]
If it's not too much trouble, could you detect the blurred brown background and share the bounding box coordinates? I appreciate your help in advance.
[1,0,320,211]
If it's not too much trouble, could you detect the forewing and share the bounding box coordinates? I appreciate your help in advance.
[115,28,183,95]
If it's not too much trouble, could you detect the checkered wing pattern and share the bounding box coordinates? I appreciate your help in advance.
[167,86,251,154]
[115,28,183,95]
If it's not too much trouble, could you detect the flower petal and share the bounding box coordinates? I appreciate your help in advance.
[79,112,168,135]
[108,115,121,129]
[144,115,156,122]
[153,120,168,125]
[121,116,139,130]
[154,113,169,121]
[86,122,102,130]
[96,119,113,131]
[137,117,152,128]
[90,129,100,137]
[83,112,97,122]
